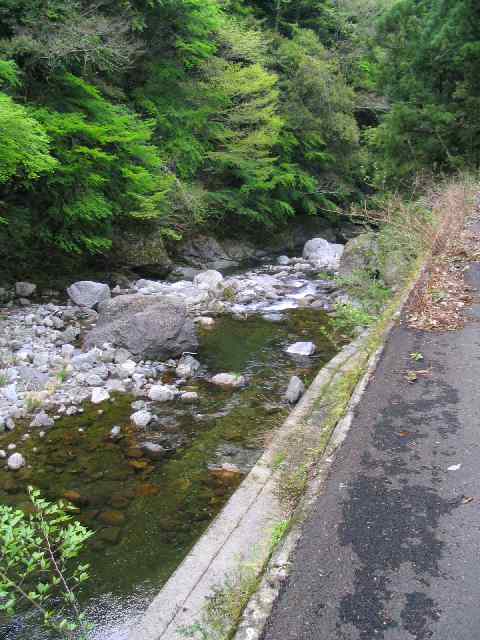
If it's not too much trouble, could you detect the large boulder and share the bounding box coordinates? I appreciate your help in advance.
[67,281,111,309]
[15,282,36,297]
[84,294,197,359]
[303,238,344,270]
[338,233,380,279]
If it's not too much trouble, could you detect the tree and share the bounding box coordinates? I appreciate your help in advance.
[0,487,93,638]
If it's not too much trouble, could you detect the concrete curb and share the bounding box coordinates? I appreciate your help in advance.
[130,333,372,640]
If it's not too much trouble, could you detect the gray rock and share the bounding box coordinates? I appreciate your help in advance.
[7,452,25,471]
[176,355,200,379]
[193,270,224,292]
[211,373,246,388]
[15,367,48,392]
[277,255,290,266]
[61,344,75,359]
[285,341,316,356]
[141,442,166,460]
[84,373,104,387]
[15,282,36,297]
[303,238,344,270]
[114,348,133,364]
[67,281,111,309]
[338,232,380,279]
[285,376,305,404]
[30,411,54,428]
[131,409,152,428]
[71,350,99,371]
[91,388,110,404]
[58,325,80,344]
[148,385,176,402]
[85,294,198,360]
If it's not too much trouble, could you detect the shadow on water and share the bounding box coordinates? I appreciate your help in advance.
[0,309,338,639]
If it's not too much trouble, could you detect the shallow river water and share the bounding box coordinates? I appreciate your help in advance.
[1,304,339,639]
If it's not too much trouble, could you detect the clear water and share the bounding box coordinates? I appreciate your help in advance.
[0,309,338,639]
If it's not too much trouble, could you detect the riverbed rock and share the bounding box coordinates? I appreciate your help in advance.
[338,232,380,279]
[148,385,175,402]
[91,388,110,404]
[67,281,111,309]
[196,316,215,328]
[7,452,25,471]
[303,238,344,270]
[131,409,153,427]
[30,411,54,428]
[180,391,199,402]
[141,442,166,460]
[285,341,316,356]
[285,376,305,404]
[176,354,200,379]
[193,270,224,293]
[84,294,198,360]
[211,373,247,388]
[15,282,37,297]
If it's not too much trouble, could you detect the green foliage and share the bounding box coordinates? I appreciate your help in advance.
[330,302,374,340]
[370,0,480,186]
[0,487,93,638]
[336,270,391,314]
[0,93,56,188]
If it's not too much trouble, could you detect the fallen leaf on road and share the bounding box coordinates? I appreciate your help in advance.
[448,464,462,471]
[461,496,474,505]
[405,371,418,383]
[398,431,411,437]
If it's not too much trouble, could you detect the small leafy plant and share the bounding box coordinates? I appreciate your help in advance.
[0,487,94,638]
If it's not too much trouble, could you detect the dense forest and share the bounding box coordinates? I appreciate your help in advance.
[0,0,478,271]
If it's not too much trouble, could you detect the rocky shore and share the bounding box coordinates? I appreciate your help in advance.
[0,237,347,473]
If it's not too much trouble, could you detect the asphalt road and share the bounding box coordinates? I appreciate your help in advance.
[262,263,480,640]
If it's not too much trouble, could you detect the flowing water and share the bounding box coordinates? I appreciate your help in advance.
[1,308,339,639]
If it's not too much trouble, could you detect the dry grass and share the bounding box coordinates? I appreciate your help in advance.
[405,180,479,331]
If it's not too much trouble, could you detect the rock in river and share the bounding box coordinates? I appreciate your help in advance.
[285,341,316,356]
[285,376,305,404]
[84,294,198,360]
[67,281,111,309]
[303,238,344,270]
[7,452,25,471]
[211,373,247,388]
[131,409,153,428]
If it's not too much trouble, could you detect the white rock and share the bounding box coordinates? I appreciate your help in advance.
[61,344,75,359]
[277,255,290,266]
[197,316,215,328]
[7,452,25,471]
[285,376,305,404]
[130,409,153,428]
[0,449,6,459]
[303,238,344,270]
[119,359,136,377]
[2,384,17,403]
[285,341,316,356]
[30,411,54,428]
[211,373,246,388]
[180,391,199,402]
[106,379,126,393]
[91,388,110,404]
[148,385,176,402]
[193,270,224,292]
[85,373,104,387]
[110,425,121,439]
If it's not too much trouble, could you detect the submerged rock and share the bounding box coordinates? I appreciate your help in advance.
[285,376,305,404]
[211,373,247,388]
[67,281,111,309]
[85,294,198,360]
[285,341,316,356]
[7,452,25,471]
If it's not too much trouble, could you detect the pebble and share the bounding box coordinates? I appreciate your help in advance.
[7,452,25,471]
